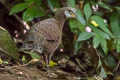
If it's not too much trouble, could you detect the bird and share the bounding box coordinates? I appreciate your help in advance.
[20,7,76,68]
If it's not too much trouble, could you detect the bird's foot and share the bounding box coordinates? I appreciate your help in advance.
[46,69,51,77]
[40,64,50,71]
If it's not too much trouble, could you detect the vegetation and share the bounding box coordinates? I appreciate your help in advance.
[0,0,120,79]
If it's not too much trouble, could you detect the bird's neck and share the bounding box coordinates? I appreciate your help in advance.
[55,15,66,32]
[57,19,65,31]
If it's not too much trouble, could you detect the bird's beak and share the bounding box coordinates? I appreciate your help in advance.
[71,13,76,18]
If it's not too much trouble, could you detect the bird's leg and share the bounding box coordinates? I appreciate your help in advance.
[42,53,50,70]
[42,53,52,77]
[45,55,49,68]
[48,44,59,67]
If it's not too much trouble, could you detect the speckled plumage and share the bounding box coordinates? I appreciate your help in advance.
[21,18,61,53]
[20,7,76,67]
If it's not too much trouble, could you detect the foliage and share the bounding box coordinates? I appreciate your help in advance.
[10,0,45,21]
[10,0,120,79]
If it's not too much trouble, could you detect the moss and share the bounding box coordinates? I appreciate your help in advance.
[0,27,20,61]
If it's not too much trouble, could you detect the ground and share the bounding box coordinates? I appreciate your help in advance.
[0,65,79,80]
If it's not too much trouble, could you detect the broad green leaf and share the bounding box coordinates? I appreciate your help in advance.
[23,6,45,21]
[47,0,61,11]
[113,39,120,53]
[93,12,103,16]
[47,0,54,11]
[115,6,120,13]
[100,38,108,54]
[10,2,29,15]
[25,0,42,6]
[77,32,93,42]
[74,41,82,53]
[91,15,113,37]
[69,19,84,33]
[25,0,35,2]
[93,35,100,48]
[69,19,79,33]
[116,39,120,53]
[77,9,86,26]
[84,3,92,21]
[110,12,120,38]
[91,26,110,39]
[98,1,112,11]
[113,39,117,49]
[67,0,75,8]
[77,22,85,32]
[33,0,42,6]
[106,55,117,68]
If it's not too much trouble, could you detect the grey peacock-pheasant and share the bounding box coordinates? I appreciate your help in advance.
[20,7,76,68]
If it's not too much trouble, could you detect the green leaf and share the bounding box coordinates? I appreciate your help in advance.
[93,12,103,16]
[100,67,107,78]
[30,52,41,59]
[22,56,26,62]
[47,0,61,11]
[25,0,42,6]
[23,51,41,59]
[110,12,120,38]
[49,60,57,67]
[98,1,112,11]
[74,41,82,53]
[91,25,110,39]
[10,2,29,15]
[77,32,93,42]
[69,19,84,33]
[69,19,79,33]
[91,15,113,37]
[97,59,107,78]
[34,0,42,6]
[106,55,116,68]
[100,38,108,54]
[47,0,54,11]
[77,9,86,26]
[116,39,120,53]
[93,35,100,48]
[84,3,92,21]
[67,0,75,8]
[25,0,34,2]
[115,6,120,13]
[23,6,45,21]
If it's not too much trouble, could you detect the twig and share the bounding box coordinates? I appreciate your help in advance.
[114,60,120,72]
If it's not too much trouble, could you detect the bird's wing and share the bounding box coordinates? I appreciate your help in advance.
[21,18,61,52]
[32,18,61,41]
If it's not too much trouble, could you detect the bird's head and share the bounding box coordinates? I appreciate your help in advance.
[55,7,76,20]
[64,7,76,18]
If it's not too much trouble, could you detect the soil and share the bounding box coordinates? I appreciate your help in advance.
[0,64,79,80]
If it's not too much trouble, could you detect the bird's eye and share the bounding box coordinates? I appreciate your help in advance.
[68,10,73,15]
